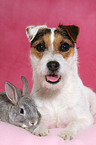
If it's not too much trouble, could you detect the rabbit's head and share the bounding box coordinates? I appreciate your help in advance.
[5,76,41,129]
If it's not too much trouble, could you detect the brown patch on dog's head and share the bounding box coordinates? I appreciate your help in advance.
[30,28,51,59]
[53,25,80,59]
[53,30,74,59]
[26,24,80,60]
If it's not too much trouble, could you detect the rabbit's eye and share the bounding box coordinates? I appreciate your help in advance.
[20,108,24,114]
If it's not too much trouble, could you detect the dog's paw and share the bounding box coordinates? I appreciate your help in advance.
[58,128,76,140]
[32,125,49,136]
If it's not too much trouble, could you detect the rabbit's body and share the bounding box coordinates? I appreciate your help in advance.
[0,92,11,122]
[0,77,41,133]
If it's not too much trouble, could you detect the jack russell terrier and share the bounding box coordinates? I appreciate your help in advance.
[26,24,96,140]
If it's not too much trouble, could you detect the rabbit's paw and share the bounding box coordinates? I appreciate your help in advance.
[27,127,35,133]
[58,128,76,140]
[33,125,49,136]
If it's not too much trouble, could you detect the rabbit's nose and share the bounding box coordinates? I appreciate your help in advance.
[34,120,38,126]
[29,120,38,126]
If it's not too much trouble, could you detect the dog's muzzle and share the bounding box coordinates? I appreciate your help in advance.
[46,61,61,84]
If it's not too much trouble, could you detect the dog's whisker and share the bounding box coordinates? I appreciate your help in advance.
[42,114,49,116]
[31,88,42,96]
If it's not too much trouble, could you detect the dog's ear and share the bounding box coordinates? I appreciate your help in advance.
[26,25,47,42]
[58,25,80,43]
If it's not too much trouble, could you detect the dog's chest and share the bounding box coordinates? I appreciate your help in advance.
[35,95,76,128]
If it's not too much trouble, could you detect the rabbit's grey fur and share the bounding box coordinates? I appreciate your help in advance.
[0,76,41,133]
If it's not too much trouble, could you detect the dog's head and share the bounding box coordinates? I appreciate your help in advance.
[26,25,79,90]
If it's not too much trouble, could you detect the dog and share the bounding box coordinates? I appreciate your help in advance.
[26,24,96,140]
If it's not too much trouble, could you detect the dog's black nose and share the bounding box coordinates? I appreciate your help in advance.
[47,61,60,72]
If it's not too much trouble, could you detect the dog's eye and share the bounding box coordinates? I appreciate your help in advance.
[59,42,70,52]
[35,43,46,52]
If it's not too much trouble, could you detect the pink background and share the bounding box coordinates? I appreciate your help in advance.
[0,1,96,145]
[0,0,96,93]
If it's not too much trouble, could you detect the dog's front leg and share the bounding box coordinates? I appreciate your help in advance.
[32,123,49,136]
[58,117,94,140]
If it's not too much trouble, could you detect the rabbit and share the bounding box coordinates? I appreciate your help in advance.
[0,76,41,133]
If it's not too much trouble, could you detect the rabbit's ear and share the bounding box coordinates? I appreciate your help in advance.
[26,25,47,42]
[21,76,29,96]
[5,82,19,105]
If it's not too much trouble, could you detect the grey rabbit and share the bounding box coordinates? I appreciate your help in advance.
[0,76,41,133]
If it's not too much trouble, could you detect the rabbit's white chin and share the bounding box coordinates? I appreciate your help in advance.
[22,124,28,128]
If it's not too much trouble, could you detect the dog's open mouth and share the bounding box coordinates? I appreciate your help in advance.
[46,74,61,84]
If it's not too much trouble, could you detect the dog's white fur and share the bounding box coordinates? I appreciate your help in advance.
[26,25,96,140]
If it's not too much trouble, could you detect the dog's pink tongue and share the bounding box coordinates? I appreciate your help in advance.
[47,75,59,82]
